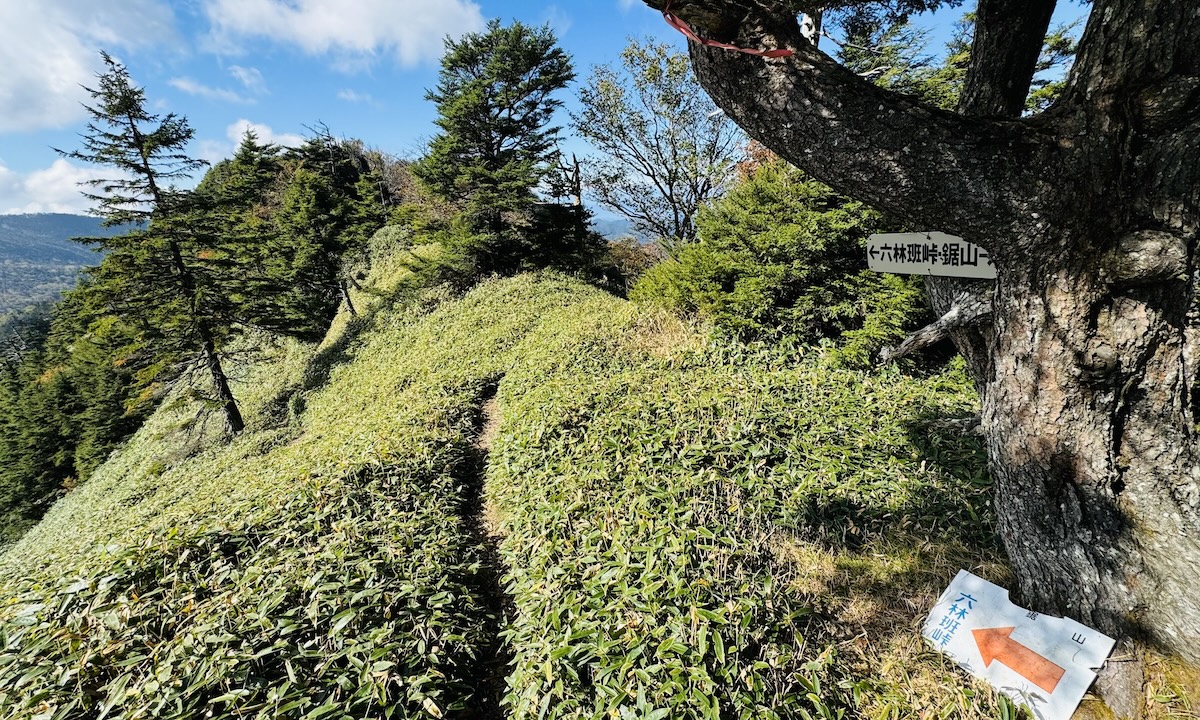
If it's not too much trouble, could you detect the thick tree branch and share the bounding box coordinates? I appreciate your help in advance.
[880,286,993,363]
[961,0,1057,117]
[1066,0,1200,115]
[642,0,1060,257]
[919,0,1057,378]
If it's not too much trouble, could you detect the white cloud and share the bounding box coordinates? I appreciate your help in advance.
[202,0,486,67]
[543,6,572,36]
[618,0,637,11]
[0,159,116,215]
[197,119,306,164]
[228,119,304,148]
[337,89,375,104]
[169,77,253,104]
[229,65,267,94]
[0,0,177,133]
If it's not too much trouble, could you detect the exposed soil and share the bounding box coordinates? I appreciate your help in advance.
[457,382,513,718]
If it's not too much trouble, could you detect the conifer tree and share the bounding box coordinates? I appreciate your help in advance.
[57,52,245,433]
[415,20,576,276]
[194,132,323,337]
[257,129,384,318]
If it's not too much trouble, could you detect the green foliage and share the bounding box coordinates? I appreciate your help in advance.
[0,293,151,544]
[1026,21,1080,113]
[54,52,251,433]
[201,129,388,337]
[838,17,969,110]
[414,20,593,281]
[837,13,1078,113]
[416,20,572,207]
[489,321,992,719]
[55,51,206,228]
[0,357,79,542]
[573,39,744,243]
[632,158,927,359]
[1,65,390,539]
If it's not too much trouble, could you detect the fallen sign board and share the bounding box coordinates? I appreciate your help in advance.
[868,231,996,279]
[924,570,1115,720]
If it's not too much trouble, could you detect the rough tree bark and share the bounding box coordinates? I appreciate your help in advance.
[922,0,1056,391]
[641,0,1200,662]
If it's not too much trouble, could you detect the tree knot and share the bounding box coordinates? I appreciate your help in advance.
[1101,230,1188,287]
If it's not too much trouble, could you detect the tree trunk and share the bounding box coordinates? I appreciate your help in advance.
[643,0,1200,659]
[134,130,246,437]
[165,235,245,435]
[986,259,1200,656]
[199,329,245,435]
[340,279,358,317]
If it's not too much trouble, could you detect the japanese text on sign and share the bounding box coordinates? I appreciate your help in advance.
[923,570,1115,720]
[868,231,996,279]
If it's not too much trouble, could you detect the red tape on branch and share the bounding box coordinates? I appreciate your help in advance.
[662,0,793,58]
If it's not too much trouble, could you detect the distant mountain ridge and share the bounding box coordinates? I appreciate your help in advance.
[0,213,119,317]
[590,216,641,240]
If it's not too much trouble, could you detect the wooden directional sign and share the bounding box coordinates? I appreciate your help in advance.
[924,571,1115,720]
[868,231,996,279]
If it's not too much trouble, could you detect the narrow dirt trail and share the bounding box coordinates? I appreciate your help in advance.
[458,384,513,718]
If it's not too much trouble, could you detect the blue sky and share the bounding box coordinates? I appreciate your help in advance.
[0,0,1088,216]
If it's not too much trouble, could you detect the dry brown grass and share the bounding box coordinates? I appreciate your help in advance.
[773,531,1200,719]
[776,533,1021,718]
[1145,655,1200,719]
[619,307,706,359]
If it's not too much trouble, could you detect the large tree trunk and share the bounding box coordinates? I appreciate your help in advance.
[924,0,1057,394]
[642,0,1200,661]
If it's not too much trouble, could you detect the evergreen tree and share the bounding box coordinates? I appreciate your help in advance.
[57,53,245,432]
[195,132,330,338]
[414,20,576,277]
[632,155,927,361]
[836,14,1077,113]
[0,316,80,543]
[274,130,388,318]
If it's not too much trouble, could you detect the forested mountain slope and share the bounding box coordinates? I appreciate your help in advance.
[0,214,116,316]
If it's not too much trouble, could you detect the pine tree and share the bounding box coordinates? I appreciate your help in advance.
[56,52,245,433]
[272,130,387,319]
[414,20,575,276]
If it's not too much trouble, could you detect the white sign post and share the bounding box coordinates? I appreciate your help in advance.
[924,571,1115,720]
[868,231,996,279]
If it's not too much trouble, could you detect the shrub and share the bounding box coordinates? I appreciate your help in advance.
[631,159,928,362]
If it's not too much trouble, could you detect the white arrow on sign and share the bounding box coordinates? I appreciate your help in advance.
[924,571,1115,720]
[868,231,996,279]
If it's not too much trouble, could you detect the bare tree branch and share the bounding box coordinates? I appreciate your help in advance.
[880,285,992,363]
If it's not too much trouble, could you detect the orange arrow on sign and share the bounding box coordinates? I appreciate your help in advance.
[972,626,1065,694]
